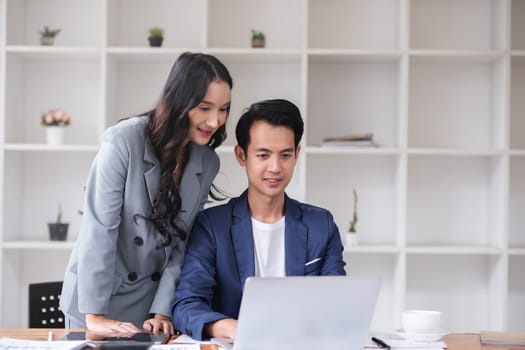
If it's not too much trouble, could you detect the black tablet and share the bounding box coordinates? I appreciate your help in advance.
[62,331,168,344]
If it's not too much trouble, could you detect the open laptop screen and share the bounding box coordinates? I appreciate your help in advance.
[232,276,381,350]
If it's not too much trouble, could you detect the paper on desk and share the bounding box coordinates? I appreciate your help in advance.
[150,344,200,350]
[365,334,446,349]
[149,334,213,349]
[0,337,89,350]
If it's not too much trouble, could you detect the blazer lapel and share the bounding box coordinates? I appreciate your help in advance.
[231,192,255,286]
[178,144,202,228]
[143,138,160,207]
[284,196,307,276]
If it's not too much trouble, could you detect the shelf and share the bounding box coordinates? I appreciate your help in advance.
[343,254,400,333]
[508,256,525,331]
[511,0,525,50]
[3,144,99,152]
[308,50,402,63]
[409,0,506,51]
[409,50,505,63]
[307,59,400,148]
[406,254,496,332]
[1,240,75,250]
[6,46,100,60]
[106,0,202,48]
[208,0,305,49]
[306,146,400,155]
[406,245,502,255]
[407,156,503,246]
[306,153,398,245]
[510,57,525,149]
[407,148,503,156]
[509,158,525,247]
[508,248,525,255]
[5,0,103,47]
[343,245,399,254]
[308,0,400,50]
[408,59,505,149]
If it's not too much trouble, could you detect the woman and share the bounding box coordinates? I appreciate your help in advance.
[60,52,233,334]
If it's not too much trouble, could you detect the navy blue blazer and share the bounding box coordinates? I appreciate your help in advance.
[172,191,346,339]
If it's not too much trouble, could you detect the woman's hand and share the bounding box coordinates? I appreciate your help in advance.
[143,314,175,335]
[85,314,141,334]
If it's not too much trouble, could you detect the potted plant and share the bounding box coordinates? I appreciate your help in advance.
[148,27,164,47]
[251,29,266,48]
[345,188,358,246]
[48,203,69,241]
[40,109,73,145]
[39,26,61,46]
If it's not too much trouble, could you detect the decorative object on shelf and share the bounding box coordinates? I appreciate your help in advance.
[251,29,266,48]
[39,26,61,46]
[345,188,358,246]
[48,203,69,241]
[321,132,378,147]
[148,27,164,47]
[40,109,72,145]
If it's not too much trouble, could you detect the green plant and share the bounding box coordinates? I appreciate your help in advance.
[348,189,358,233]
[39,26,61,37]
[251,29,265,41]
[148,27,164,38]
[56,203,63,223]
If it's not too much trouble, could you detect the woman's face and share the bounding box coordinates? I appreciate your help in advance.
[187,80,231,145]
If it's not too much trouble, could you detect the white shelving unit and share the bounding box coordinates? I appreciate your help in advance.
[0,0,523,332]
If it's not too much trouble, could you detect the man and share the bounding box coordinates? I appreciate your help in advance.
[172,99,346,340]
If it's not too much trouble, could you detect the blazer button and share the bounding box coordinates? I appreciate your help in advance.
[151,272,161,281]
[128,272,138,281]
[134,236,144,246]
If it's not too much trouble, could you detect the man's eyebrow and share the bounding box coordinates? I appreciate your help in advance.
[254,147,295,153]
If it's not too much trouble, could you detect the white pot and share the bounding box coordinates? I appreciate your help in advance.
[46,126,65,145]
[345,233,358,246]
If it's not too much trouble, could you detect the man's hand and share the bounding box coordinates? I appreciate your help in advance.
[143,314,175,335]
[85,314,141,334]
[205,318,238,340]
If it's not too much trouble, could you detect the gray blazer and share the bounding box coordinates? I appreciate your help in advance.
[59,116,220,327]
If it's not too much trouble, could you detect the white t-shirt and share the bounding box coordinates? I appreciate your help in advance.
[251,216,286,277]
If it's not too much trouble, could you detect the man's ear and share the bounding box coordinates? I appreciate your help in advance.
[234,145,246,166]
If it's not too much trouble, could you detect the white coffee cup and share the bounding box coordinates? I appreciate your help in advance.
[401,310,441,334]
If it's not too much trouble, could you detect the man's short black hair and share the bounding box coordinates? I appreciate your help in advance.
[235,99,304,153]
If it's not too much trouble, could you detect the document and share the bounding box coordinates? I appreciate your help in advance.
[150,345,200,350]
[0,337,89,350]
[365,334,446,350]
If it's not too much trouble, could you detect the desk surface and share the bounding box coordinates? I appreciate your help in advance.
[0,329,523,350]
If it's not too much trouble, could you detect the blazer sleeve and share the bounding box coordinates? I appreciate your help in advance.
[172,212,231,340]
[320,211,346,276]
[77,129,129,314]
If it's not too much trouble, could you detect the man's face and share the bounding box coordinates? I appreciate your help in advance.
[235,120,300,201]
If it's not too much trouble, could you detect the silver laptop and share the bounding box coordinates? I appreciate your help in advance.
[213,276,381,350]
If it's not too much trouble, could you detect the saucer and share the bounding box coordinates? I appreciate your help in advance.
[395,329,447,342]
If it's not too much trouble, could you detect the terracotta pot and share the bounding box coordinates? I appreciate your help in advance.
[40,36,55,46]
[251,38,265,48]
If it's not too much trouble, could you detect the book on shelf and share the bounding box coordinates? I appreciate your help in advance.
[480,330,525,345]
[321,133,378,147]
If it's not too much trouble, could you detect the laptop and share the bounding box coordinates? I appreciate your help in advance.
[213,276,381,350]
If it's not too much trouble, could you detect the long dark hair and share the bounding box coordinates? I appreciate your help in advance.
[144,52,233,246]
